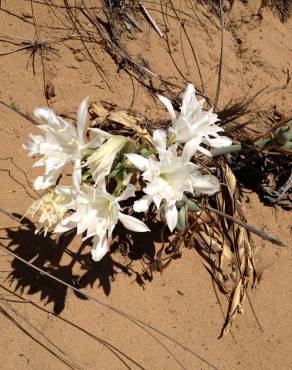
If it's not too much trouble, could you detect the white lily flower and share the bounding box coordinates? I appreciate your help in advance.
[23,98,108,190]
[28,185,76,236]
[54,182,150,262]
[86,134,129,184]
[157,84,232,156]
[127,130,220,232]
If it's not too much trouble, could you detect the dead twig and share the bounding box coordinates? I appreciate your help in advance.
[214,0,224,108]
[139,3,164,37]
[203,205,283,246]
[0,240,218,370]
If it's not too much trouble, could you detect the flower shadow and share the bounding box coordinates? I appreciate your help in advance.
[5,215,130,314]
[5,214,166,314]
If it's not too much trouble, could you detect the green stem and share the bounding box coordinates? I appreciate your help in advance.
[211,138,272,156]
[112,177,124,197]
[211,144,243,156]
[141,148,156,157]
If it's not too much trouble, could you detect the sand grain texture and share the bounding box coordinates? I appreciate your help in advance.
[0,1,291,369]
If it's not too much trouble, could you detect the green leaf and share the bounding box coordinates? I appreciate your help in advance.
[275,126,292,145]
[109,163,122,178]
[211,144,242,156]
[184,197,201,212]
[82,171,92,181]
[280,142,292,151]
[175,199,185,209]
[176,206,186,231]
[84,148,94,156]
[160,206,166,224]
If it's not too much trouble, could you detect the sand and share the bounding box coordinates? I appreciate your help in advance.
[0,1,291,369]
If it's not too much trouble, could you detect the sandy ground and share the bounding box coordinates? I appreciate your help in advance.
[0,1,291,369]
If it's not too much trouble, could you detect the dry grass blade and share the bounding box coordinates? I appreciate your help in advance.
[259,0,292,21]
[189,162,263,336]
[89,101,152,141]
[203,205,283,246]
[214,0,224,108]
[0,231,219,370]
[140,3,164,37]
[0,295,80,369]
[0,284,147,370]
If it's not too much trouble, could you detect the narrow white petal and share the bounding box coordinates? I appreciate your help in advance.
[118,212,150,232]
[89,128,112,139]
[171,116,193,143]
[91,235,109,262]
[116,184,136,202]
[33,158,46,167]
[182,138,201,161]
[197,145,212,157]
[34,107,56,123]
[77,97,89,143]
[157,94,177,122]
[152,194,162,209]
[54,213,79,233]
[87,134,107,149]
[54,222,75,234]
[181,83,195,117]
[133,195,152,212]
[165,203,178,232]
[34,175,57,190]
[23,134,44,156]
[205,136,232,148]
[153,129,166,153]
[126,153,149,171]
[77,209,97,236]
[192,174,220,195]
[73,159,81,190]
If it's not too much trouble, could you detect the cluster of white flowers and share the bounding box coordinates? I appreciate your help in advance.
[23,84,231,262]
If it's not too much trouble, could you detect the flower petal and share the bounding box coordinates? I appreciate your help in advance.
[197,145,212,157]
[165,203,178,232]
[182,137,201,161]
[126,153,149,171]
[118,212,150,232]
[34,174,59,190]
[133,195,152,213]
[23,134,44,156]
[91,235,109,262]
[89,128,111,140]
[77,97,89,143]
[171,116,193,143]
[116,183,136,202]
[181,83,196,117]
[205,136,232,148]
[153,129,166,153]
[73,159,81,190]
[34,107,55,123]
[192,174,220,195]
[54,213,79,233]
[157,94,177,122]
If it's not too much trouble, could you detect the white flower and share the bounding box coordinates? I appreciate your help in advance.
[23,98,107,190]
[54,183,150,262]
[28,185,75,236]
[126,130,219,232]
[86,134,129,184]
[157,84,232,156]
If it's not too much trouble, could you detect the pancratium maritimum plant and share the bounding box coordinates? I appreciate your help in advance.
[126,129,219,231]
[54,182,150,261]
[158,83,232,156]
[23,97,108,190]
[23,87,230,262]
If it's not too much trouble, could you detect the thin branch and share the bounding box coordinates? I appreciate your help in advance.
[0,236,218,370]
[203,205,283,246]
[214,0,224,108]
